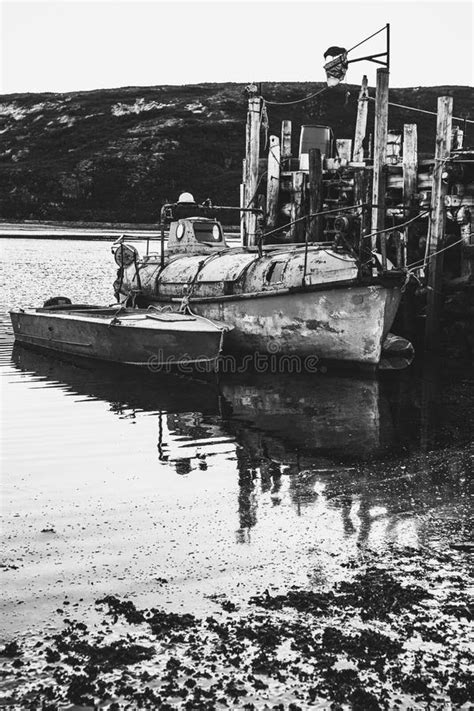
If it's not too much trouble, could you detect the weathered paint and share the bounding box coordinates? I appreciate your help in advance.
[117,238,402,364]
[189,285,401,364]
[9,309,225,366]
[126,246,359,301]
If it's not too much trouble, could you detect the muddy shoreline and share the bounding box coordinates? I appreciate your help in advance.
[1,542,472,709]
[1,442,472,709]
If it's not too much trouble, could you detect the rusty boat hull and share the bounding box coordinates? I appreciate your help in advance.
[185,283,402,364]
[9,306,227,369]
[115,225,404,366]
[118,270,402,365]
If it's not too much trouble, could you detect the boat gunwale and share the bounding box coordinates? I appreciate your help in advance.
[9,309,227,333]
[146,275,405,305]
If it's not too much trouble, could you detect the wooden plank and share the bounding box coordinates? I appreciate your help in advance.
[387,131,402,164]
[353,75,369,162]
[402,125,418,198]
[307,148,323,242]
[266,136,280,229]
[451,125,464,150]
[371,68,390,268]
[281,120,292,171]
[244,96,262,246]
[460,220,473,279]
[239,182,245,243]
[290,171,305,242]
[336,139,352,163]
[354,168,372,277]
[402,124,418,265]
[240,158,247,243]
[425,96,453,351]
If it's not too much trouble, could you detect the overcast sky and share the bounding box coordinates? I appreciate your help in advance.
[1,0,472,94]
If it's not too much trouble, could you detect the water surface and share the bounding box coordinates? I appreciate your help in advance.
[0,238,472,707]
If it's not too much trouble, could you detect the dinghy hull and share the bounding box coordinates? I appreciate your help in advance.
[9,307,226,369]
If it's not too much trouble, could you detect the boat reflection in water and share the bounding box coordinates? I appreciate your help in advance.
[11,345,471,552]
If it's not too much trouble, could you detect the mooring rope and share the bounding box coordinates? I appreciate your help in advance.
[359,210,430,250]
[262,86,329,107]
[262,203,371,240]
[406,234,473,271]
[366,96,474,124]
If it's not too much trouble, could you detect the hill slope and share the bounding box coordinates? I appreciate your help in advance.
[0,82,472,222]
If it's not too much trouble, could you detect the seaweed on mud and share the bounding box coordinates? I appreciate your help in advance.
[336,567,430,619]
[234,617,290,649]
[220,599,238,612]
[0,640,22,657]
[447,669,474,706]
[441,600,473,621]
[65,673,96,706]
[97,594,196,638]
[2,550,472,710]
[51,622,155,673]
[147,609,196,638]
[96,595,146,625]
[250,587,333,614]
[250,567,429,621]
[321,626,402,663]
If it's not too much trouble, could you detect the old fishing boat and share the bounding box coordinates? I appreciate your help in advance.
[111,76,414,367]
[9,300,229,369]
[113,207,404,365]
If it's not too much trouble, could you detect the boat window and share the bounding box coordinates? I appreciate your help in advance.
[193,222,223,243]
[266,260,287,282]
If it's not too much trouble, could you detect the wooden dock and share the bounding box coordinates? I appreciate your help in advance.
[238,80,473,357]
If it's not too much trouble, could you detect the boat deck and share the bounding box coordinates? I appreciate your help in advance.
[29,306,224,332]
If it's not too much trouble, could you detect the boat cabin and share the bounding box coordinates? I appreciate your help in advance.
[168,217,228,255]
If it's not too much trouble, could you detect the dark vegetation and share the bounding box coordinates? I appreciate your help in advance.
[0,82,472,222]
[0,547,472,709]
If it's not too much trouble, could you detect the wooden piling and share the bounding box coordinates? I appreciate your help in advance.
[240,186,245,243]
[403,125,418,208]
[266,136,280,229]
[367,133,373,161]
[353,75,369,163]
[403,124,418,262]
[240,158,247,242]
[371,68,390,270]
[290,171,305,242]
[281,120,292,171]
[460,218,473,279]
[244,96,262,246]
[307,148,323,242]
[336,139,352,164]
[425,96,453,351]
[354,168,372,276]
[386,131,402,165]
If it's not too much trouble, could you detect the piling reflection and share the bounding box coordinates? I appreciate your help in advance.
[10,345,473,552]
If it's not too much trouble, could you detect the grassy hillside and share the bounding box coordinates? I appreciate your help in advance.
[0,82,472,222]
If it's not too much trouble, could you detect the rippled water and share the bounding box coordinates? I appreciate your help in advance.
[1,239,473,646]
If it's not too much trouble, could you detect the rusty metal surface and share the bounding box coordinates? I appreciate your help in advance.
[155,255,206,296]
[189,285,401,363]
[196,252,257,284]
[122,246,359,301]
[116,238,402,362]
[239,248,358,293]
